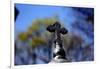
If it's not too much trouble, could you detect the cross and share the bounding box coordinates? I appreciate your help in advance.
[47,21,68,45]
[47,21,69,63]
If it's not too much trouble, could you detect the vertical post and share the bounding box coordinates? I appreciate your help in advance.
[47,21,69,63]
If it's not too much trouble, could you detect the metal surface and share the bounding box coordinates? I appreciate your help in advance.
[47,21,69,63]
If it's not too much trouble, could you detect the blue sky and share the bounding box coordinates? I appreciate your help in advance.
[15,3,75,33]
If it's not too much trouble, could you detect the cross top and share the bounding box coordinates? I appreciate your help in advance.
[47,21,68,46]
[47,21,68,35]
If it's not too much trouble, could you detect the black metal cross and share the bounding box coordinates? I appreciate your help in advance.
[47,21,68,46]
[47,21,68,62]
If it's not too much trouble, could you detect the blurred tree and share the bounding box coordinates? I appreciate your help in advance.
[18,32,28,42]
[15,16,60,65]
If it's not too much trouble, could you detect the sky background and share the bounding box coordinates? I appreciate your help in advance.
[15,3,79,33]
